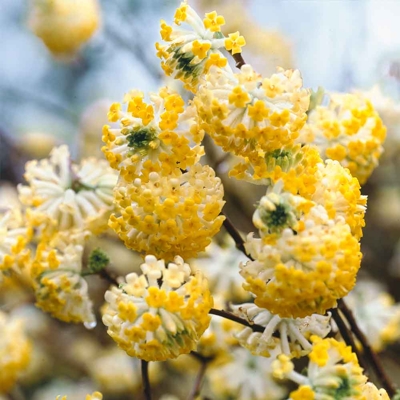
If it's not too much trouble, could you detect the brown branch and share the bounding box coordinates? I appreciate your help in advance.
[82,267,119,287]
[338,299,396,397]
[229,51,246,69]
[330,308,366,371]
[190,351,214,363]
[99,268,119,287]
[141,360,152,400]
[209,308,264,333]
[222,215,254,261]
[187,357,209,400]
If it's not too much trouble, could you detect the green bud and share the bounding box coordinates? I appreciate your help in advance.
[88,248,110,273]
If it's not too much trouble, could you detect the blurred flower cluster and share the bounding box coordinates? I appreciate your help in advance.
[2,0,400,399]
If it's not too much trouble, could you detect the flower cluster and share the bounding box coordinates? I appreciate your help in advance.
[0,312,31,393]
[272,336,367,400]
[102,255,213,361]
[102,88,204,182]
[242,201,361,318]
[194,65,309,162]
[156,2,245,91]
[110,164,225,260]
[301,92,386,184]
[18,145,117,236]
[0,209,31,281]
[28,0,100,57]
[232,303,331,358]
[30,233,96,326]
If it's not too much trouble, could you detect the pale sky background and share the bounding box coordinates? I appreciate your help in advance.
[1,0,400,144]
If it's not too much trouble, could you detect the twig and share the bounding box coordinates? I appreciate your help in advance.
[188,358,208,400]
[141,360,152,400]
[338,299,396,397]
[190,351,214,363]
[330,308,366,372]
[209,308,264,333]
[222,215,254,261]
[229,51,246,70]
[99,268,119,287]
[83,268,119,287]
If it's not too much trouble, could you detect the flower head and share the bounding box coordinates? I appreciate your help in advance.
[195,65,310,159]
[28,0,100,58]
[232,303,331,358]
[102,255,213,361]
[253,180,314,235]
[110,164,225,260]
[302,92,386,184]
[157,2,231,91]
[31,233,96,326]
[0,209,31,281]
[102,88,204,181]
[273,336,367,400]
[241,207,361,318]
[0,312,31,393]
[229,143,322,193]
[18,145,117,235]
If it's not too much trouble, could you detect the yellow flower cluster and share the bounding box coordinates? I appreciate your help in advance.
[28,0,100,57]
[31,233,96,326]
[232,303,331,358]
[102,255,213,361]
[311,160,367,239]
[102,88,204,182]
[110,164,225,260]
[0,209,31,281]
[242,205,361,318]
[302,92,386,184]
[240,148,367,317]
[0,312,31,393]
[272,336,367,400]
[18,145,117,237]
[156,2,245,91]
[56,393,103,400]
[194,64,309,167]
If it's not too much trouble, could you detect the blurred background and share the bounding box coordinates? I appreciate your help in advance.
[2,0,400,398]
